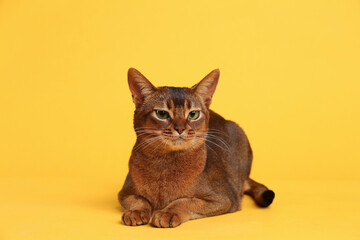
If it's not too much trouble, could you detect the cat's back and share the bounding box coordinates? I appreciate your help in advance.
[200,110,251,211]
[208,110,248,143]
[208,109,251,161]
[207,109,252,185]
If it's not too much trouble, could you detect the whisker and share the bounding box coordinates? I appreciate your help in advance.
[123,129,162,139]
[203,134,231,151]
[192,137,219,157]
[149,136,167,154]
[195,132,230,150]
[201,129,229,137]
[133,136,163,152]
[205,142,218,157]
[195,136,230,154]
[134,138,160,152]
[135,131,160,138]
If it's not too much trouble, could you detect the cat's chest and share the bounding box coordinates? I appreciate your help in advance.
[130,157,205,209]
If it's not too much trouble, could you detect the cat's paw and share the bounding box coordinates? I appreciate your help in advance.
[151,210,181,228]
[122,210,150,226]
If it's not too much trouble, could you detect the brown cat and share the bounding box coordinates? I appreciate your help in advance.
[118,68,275,228]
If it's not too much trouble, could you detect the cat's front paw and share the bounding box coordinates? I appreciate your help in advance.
[151,210,181,228]
[122,210,150,226]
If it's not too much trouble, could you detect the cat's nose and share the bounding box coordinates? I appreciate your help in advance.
[174,125,185,135]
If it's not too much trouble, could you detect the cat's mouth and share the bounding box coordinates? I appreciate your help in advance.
[159,130,204,150]
[174,136,185,142]
[165,135,200,149]
[166,135,187,142]
[160,134,189,146]
[165,137,193,150]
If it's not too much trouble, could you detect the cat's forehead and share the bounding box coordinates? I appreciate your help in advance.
[152,87,202,110]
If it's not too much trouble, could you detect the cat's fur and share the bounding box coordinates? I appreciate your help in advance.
[118,68,275,228]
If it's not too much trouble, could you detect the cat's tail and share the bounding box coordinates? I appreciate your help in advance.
[244,178,275,207]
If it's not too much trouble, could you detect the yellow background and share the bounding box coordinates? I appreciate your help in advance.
[1,0,359,239]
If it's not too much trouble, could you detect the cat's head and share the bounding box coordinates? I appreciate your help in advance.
[128,68,219,152]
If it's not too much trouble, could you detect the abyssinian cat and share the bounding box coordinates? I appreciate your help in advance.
[118,68,275,228]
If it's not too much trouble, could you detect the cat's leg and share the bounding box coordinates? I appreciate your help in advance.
[118,174,152,226]
[119,195,152,226]
[151,196,231,228]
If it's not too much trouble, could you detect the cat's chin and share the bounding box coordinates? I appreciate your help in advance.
[165,137,204,151]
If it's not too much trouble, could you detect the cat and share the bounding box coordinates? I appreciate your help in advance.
[118,68,275,228]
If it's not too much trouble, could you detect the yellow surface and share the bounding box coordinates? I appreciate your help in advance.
[0,0,359,239]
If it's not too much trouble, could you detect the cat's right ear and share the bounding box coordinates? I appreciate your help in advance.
[128,68,157,108]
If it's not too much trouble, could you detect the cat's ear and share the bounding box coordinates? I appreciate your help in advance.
[128,68,157,108]
[192,69,219,108]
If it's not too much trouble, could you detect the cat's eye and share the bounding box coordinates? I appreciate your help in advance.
[155,110,170,119]
[188,111,200,120]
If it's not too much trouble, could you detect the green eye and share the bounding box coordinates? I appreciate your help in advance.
[155,110,169,119]
[188,111,200,120]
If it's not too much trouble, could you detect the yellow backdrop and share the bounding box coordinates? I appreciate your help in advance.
[1,0,359,239]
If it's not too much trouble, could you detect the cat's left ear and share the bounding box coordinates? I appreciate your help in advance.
[192,69,219,108]
[128,68,157,108]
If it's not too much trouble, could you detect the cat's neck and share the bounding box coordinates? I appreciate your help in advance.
[130,143,207,170]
